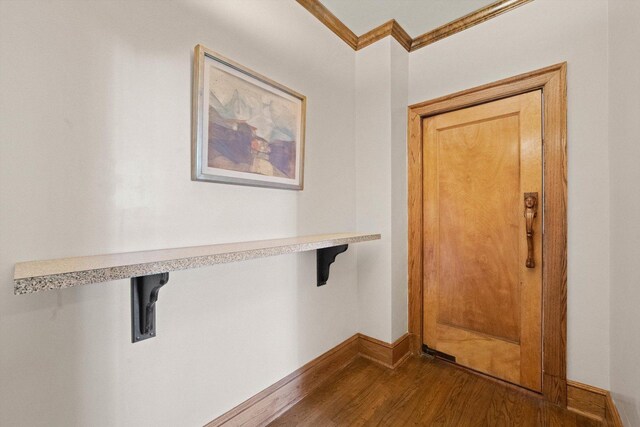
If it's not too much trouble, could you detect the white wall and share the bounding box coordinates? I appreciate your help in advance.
[609,0,640,425]
[0,0,359,425]
[389,41,408,341]
[0,0,630,425]
[355,40,393,341]
[355,38,408,343]
[407,0,611,388]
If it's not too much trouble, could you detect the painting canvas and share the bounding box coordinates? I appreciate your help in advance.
[192,45,306,190]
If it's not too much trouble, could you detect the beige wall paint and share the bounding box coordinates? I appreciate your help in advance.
[609,0,640,425]
[0,0,358,425]
[407,0,611,388]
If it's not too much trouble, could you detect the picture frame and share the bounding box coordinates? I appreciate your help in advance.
[192,44,306,190]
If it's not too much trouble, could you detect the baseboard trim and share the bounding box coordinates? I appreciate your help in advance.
[605,392,625,427]
[567,380,607,421]
[206,332,411,426]
[567,380,624,426]
[358,333,411,368]
[205,334,360,426]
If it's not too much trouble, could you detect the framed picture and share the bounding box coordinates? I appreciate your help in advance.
[192,44,306,190]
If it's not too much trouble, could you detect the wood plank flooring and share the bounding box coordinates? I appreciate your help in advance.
[268,355,600,426]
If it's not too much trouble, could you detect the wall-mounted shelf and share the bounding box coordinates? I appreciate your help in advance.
[14,233,380,342]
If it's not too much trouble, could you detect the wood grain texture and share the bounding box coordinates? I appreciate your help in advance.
[358,333,411,368]
[541,64,568,406]
[431,101,521,341]
[295,0,358,49]
[409,63,564,113]
[435,323,521,385]
[605,392,624,427]
[390,20,412,51]
[408,63,567,405]
[518,91,544,392]
[297,0,532,52]
[206,335,360,426]
[422,92,542,392]
[568,380,607,421]
[407,109,423,354]
[356,20,412,52]
[269,356,600,427]
[411,0,533,51]
[206,333,410,426]
[356,20,392,50]
[567,380,625,427]
[391,334,412,365]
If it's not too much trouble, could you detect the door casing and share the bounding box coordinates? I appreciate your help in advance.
[407,63,567,406]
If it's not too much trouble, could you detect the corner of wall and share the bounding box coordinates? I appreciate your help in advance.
[389,40,409,341]
[607,0,640,424]
[354,37,411,343]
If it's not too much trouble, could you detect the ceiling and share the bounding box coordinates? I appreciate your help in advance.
[320,0,497,37]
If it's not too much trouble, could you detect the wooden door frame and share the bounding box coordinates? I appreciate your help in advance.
[407,63,568,406]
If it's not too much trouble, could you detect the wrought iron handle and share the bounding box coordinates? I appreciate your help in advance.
[524,192,538,268]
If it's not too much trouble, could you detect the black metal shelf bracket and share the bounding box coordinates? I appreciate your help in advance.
[131,272,169,343]
[128,245,349,341]
[317,244,348,286]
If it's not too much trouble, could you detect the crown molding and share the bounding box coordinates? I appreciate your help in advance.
[296,0,358,49]
[357,19,412,51]
[296,0,533,53]
[411,0,533,50]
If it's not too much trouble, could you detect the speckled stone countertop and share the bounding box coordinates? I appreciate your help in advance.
[14,233,381,295]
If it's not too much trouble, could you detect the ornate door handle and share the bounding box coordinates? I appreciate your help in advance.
[524,192,538,268]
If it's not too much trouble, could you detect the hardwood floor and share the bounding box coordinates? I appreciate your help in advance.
[268,355,600,426]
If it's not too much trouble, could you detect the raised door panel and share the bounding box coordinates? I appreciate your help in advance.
[423,90,542,392]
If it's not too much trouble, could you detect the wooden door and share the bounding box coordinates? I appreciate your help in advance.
[422,90,542,392]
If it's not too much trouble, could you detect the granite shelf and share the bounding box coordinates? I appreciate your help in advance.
[14,232,380,343]
[14,233,380,295]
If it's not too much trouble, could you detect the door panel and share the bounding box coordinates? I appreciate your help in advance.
[423,91,542,392]
[438,114,521,342]
[436,323,520,384]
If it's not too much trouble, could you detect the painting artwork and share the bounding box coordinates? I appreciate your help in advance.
[192,45,306,190]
